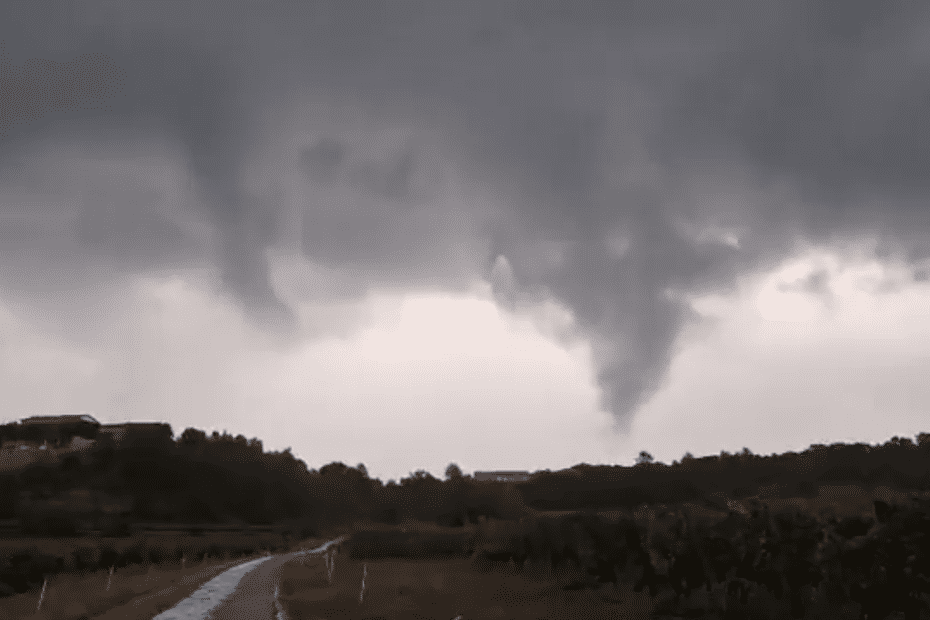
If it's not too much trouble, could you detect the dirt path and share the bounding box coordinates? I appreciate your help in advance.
[162,536,346,620]
[87,558,265,620]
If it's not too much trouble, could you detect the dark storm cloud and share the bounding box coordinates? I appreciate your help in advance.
[0,6,294,332]
[2,0,930,428]
[300,139,345,187]
[661,2,930,234]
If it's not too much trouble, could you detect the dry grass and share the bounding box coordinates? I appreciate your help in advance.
[0,534,335,620]
[0,554,253,620]
[277,548,655,620]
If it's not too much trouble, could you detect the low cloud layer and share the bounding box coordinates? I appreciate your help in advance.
[2,1,930,432]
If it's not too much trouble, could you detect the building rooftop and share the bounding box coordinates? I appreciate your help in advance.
[20,414,100,426]
[474,470,532,481]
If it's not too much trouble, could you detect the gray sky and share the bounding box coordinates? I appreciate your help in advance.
[1,1,929,481]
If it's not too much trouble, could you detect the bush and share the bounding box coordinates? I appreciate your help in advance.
[71,546,98,572]
[349,528,474,560]
[435,511,465,527]
[99,546,119,570]
[418,531,473,557]
[117,543,145,568]
[147,545,168,564]
[373,507,400,525]
[796,480,818,498]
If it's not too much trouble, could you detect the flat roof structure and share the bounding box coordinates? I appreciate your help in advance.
[20,414,100,426]
[474,470,532,482]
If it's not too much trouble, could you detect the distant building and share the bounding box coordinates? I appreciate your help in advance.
[18,414,101,447]
[11,415,173,451]
[474,470,531,483]
[20,414,100,426]
[0,415,167,472]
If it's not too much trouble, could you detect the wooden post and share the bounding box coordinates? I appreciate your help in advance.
[36,577,47,613]
[359,563,367,604]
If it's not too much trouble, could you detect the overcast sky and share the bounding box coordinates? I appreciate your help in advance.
[1,1,929,482]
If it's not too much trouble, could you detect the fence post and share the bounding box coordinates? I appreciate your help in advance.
[36,576,47,613]
[359,563,367,604]
[106,565,114,592]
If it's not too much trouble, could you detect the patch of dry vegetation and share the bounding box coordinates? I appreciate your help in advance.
[277,526,656,620]
[279,554,658,620]
[0,534,333,620]
[0,553,255,620]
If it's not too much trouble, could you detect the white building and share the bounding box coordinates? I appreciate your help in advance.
[474,471,531,483]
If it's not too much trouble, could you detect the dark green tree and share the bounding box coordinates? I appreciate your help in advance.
[445,463,463,480]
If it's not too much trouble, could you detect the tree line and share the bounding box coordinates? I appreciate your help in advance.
[3,422,930,537]
[518,435,930,511]
[0,425,528,535]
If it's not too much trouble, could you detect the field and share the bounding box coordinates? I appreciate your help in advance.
[2,484,921,620]
[289,486,927,620]
[0,552,260,620]
[0,530,334,620]
[277,546,656,620]
[268,519,669,620]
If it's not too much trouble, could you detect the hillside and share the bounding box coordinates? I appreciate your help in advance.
[2,418,929,537]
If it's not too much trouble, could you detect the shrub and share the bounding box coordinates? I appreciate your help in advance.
[117,543,145,568]
[99,546,119,570]
[349,528,474,560]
